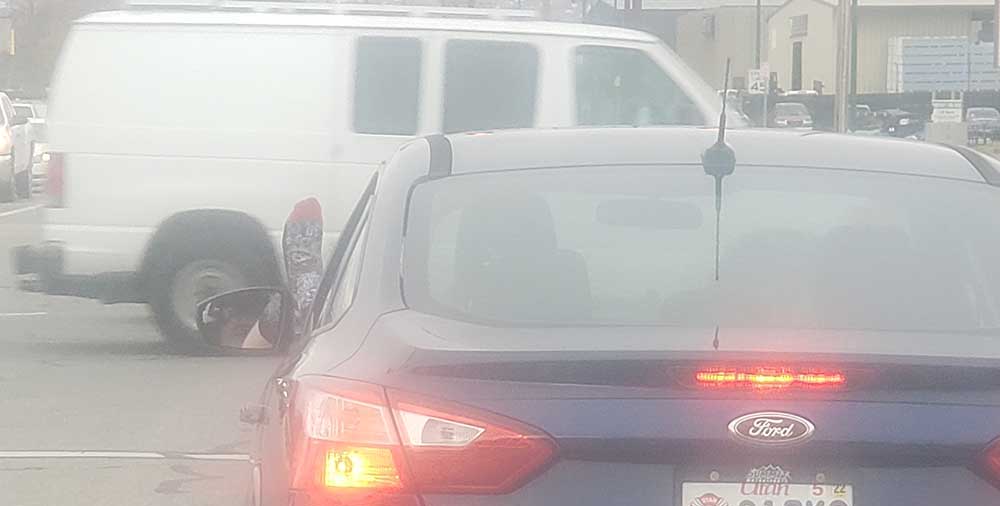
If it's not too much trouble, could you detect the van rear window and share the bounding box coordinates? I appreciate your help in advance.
[354,37,422,135]
[443,40,538,133]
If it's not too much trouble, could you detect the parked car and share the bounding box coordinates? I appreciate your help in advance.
[197,126,1000,506]
[966,107,1000,140]
[0,92,31,202]
[769,102,813,128]
[878,108,925,139]
[851,103,876,130]
[11,2,730,352]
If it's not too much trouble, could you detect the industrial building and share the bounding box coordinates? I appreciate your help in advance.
[768,0,997,94]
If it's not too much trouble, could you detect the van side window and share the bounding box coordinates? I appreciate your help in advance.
[443,40,538,133]
[575,46,699,127]
[354,37,421,135]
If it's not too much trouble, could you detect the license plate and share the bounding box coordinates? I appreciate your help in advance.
[682,482,853,506]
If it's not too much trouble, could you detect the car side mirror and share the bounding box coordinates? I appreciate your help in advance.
[12,113,28,126]
[195,287,291,354]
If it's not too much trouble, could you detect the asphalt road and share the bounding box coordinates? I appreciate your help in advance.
[0,198,280,505]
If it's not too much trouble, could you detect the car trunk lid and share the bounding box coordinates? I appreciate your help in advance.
[346,310,1000,504]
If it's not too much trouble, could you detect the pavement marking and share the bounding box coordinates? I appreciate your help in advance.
[0,203,42,218]
[0,451,250,462]
[179,453,251,461]
[0,312,47,317]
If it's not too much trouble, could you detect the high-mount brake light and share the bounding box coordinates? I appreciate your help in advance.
[695,367,847,389]
[288,376,557,504]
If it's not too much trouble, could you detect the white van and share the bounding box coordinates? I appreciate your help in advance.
[13,1,726,351]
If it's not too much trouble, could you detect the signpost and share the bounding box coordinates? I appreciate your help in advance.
[931,98,963,123]
[748,64,770,127]
[834,0,854,133]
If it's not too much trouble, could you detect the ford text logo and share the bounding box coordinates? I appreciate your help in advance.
[727,412,815,446]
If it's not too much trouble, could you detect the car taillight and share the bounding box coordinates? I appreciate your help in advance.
[695,367,846,390]
[976,438,1000,490]
[390,390,557,494]
[289,376,556,504]
[45,153,64,208]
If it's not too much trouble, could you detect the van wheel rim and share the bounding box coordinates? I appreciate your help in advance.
[170,260,246,332]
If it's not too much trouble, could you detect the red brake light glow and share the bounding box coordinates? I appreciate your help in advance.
[45,152,64,208]
[288,376,557,505]
[976,437,1000,490]
[390,391,557,494]
[695,367,847,389]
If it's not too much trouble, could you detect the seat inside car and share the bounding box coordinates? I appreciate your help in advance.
[453,190,592,322]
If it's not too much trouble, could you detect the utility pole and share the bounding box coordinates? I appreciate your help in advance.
[755,0,766,126]
[834,0,854,133]
[995,0,999,68]
[849,0,858,97]
[755,0,761,68]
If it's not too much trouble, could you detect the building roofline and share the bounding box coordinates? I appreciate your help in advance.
[769,0,994,17]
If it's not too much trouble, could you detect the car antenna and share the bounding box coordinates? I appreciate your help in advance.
[701,58,736,282]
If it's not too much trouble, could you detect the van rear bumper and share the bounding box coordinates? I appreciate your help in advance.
[11,243,144,304]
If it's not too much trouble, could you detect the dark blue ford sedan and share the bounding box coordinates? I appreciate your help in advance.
[198,127,1000,506]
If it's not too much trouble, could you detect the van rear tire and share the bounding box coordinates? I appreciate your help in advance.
[146,236,278,355]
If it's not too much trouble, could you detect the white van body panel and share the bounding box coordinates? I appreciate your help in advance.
[43,10,723,278]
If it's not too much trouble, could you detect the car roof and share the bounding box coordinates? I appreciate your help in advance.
[78,10,658,42]
[441,127,984,182]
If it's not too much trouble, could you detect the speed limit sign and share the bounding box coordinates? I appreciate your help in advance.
[747,68,768,94]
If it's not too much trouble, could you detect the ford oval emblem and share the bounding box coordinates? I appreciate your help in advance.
[727,411,815,446]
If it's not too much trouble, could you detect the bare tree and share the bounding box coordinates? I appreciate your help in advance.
[5,0,121,93]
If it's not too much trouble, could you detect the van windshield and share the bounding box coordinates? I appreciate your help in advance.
[404,165,1000,330]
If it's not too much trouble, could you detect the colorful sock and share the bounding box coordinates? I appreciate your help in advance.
[282,197,324,334]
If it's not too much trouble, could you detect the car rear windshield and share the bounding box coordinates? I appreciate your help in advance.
[403,165,1000,330]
